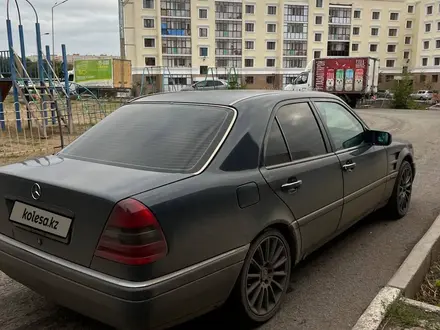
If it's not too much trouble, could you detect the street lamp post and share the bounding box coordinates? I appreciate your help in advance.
[51,0,68,69]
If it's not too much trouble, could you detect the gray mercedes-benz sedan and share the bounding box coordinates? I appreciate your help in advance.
[0,91,415,330]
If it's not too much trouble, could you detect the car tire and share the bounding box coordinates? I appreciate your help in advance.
[385,160,413,220]
[232,228,292,325]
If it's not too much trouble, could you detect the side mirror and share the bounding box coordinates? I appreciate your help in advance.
[364,130,392,146]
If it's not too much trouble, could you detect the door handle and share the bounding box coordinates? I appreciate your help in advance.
[281,180,303,194]
[342,162,357,172]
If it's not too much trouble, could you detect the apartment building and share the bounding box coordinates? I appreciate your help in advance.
[123,0,440,91]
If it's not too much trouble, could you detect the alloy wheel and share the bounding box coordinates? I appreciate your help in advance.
[397,165,412,214]
[245,236,289,316]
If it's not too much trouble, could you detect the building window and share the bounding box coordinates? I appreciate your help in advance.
[328,8,351,24]
[245,5,255,14]
[284,21,308,40]
[145,57,155,66]
[245,22,255,32]
[386,59,395,67]
[437,40,440,48]
[387,44,396,52]
[420,75,426,82]
[199,8,208,19]
[267,23,277,33]
[266,76,275,84]
[390,12,399,20]
[200,66,208,74]
[438,22,440,31]
[245,58,254,67]
[266,58,276,67]
[406,21,412,29]
[144,38,155,48]
[216,22,242,38]
[351,43,359,51]
[404,51,410,59]
[245,40,255,50]
[245,76,254,84]
[284,5,309,23]
[314,50,321,58]
[371,27,379,36]
[315,33,322,42]
[354,10,361,18]
[424,41,430,49]
[144,18,154,28]
[283,41,307,56]
[199,27,208,38]
[433,75,439,83]
[161,0,191,17]
[267,41,276,50]
[163,57,192,68]
[427,5,433,15]
[215,2,242,20]
[268,6,277,15]
[405,36,411,44]
[435,57,440,66]
[283,58,307,68]
[407,5,414,13]
[369,44,378,52]
[372,11,380,20]
[162,17,191,36]
[385,75,393,82]
[199,47,208,57]
[422,58,428,66]
[315,16,323,24]
[388,28,397,37]
[216,58,241,68]
[215,39,242,56]
[426,23,431,32]
[143,0,154,9]
[162,38,191,55]
[316,0,323,8]
[353,27,360,35]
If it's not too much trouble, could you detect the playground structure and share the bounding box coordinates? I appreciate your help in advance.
[139,66,241,96]
[0,0,108,155]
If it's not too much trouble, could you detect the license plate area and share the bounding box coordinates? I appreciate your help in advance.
[9,201,73,242]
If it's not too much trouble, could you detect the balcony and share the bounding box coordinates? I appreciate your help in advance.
[328,34,350,41]
[161,20,191,37]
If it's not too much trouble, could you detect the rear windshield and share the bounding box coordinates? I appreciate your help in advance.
[60,103,235,173]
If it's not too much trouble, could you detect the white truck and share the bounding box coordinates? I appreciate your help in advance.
[284,56,379,108]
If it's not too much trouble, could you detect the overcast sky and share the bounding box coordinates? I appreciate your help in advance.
[0,0,119,56]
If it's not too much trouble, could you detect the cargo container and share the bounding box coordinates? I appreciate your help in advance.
[284,57,379,108]
[67,59,132,98]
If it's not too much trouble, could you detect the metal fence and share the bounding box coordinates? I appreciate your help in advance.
[0,99,121,165]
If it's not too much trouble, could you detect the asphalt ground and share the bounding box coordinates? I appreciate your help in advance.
[1,108,440,330]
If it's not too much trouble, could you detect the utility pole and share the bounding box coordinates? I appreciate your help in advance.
[118,0,126,60]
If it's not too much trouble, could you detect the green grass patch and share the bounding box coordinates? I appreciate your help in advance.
[381,301,440,330]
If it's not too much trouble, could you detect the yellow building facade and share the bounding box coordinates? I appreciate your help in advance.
[124,0,440,90]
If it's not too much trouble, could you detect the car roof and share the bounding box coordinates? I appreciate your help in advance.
[131,90,340,107]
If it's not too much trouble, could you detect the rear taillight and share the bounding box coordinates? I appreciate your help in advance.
[94,198,168,265]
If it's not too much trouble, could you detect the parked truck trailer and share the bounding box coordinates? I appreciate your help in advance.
[284,57,379,108]
[68,58,132,98]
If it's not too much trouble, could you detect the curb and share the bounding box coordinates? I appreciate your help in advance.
[352,213,440,330]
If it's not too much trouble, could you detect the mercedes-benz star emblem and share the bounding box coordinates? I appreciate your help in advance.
[31,183,41,200]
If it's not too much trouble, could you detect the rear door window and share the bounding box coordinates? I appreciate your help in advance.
[276,102,327,161]
[265,120,291,166]
[60,103,235,173]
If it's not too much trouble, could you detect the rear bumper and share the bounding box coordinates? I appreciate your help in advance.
[0,233,248,330]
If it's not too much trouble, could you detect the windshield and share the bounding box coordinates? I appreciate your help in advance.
[60,103,235,173]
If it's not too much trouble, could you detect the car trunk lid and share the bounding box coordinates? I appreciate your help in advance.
[0,156,192,267]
